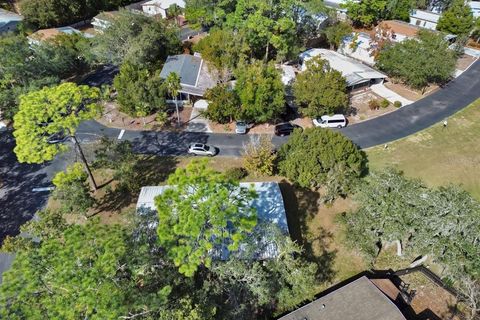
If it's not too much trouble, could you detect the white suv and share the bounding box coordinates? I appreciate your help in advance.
[312,114,347,128]
[188,143,218,157]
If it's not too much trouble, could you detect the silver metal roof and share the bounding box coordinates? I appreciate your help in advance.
[136,182,290,259]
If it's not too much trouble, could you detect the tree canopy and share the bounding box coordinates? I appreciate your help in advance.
[277,128,366,200]
[376,30,456,89]
[343,169,480,279]
[13,82,100,163]
[324,21,353,50]
[92,10,180,68]
[342,0,387,27]
[19,0,131,28]
[209,224,319,317]
[113,62,168,117]
[343,0,414,27]
[193,28,248,81]
[0,221,131,319]
[293,56,348,118]
[186,0,328,61]
[155,160,258,277]
[437,0,475,35]
[0,34,92,119]
[234,60,285,123]
[204,84,239,123]
[52,162,95,214]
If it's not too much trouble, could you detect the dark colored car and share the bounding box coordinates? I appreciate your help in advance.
[274,123,302,136]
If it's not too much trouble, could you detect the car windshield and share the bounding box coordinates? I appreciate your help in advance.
[237,122,246,126]
[204,145,210,151]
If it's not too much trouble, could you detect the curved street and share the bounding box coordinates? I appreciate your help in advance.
[1,60,479,282]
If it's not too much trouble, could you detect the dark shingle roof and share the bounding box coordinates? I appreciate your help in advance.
[278,276,407,320]
[160,54,202,87]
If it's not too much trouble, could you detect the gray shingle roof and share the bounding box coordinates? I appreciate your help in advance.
[160,54,202,87]
[278,276,407,320]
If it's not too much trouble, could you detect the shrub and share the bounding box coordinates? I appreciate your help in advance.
[380,99,390,108]
[243,136,276,177]
[277,128,366,200]
[52,163,95,215]
[368,99,380,110]
[393,100,402,108]
[224,167,248,180]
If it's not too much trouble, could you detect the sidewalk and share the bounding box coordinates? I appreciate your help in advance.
[371,83,413,106]
[185,100,211,133]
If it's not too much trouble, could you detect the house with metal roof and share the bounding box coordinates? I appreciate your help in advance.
[141,0,185,18]
[28,26,94,45]
[0,8,22,34]
[299,48,386,90]
[409,9,441,30]
[92,11,120,32]
[136,182,290,260]
[278,276,408,320]
[159,54,217,98]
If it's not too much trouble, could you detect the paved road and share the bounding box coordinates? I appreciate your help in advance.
[342,60,480,148]
[0,132,69,283]
[1,60,479,282]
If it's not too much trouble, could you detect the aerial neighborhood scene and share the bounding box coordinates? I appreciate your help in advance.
[1,0,480,318]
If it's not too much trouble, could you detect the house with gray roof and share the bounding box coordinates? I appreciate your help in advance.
[136,182,290,260]
[0,9,22,34]
[278,276,408,320]
[159,54,217,98]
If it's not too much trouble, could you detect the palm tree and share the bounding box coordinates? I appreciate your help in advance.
[165,72,182,126]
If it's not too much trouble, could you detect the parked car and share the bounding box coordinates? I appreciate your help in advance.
[188,143,218,157]
[235,121,248,134]
[312,114,347,128]
[274,123,302,136]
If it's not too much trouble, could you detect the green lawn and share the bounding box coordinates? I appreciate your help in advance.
[367,99,480,200]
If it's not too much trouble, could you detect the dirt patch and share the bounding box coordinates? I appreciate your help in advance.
[401,273,463,320]
[347,90,397,124]
[97,102,193,132]
[456,54,477,71]
[384,80,438,101]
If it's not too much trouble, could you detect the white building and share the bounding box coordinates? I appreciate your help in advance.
[470,1,480,18]
[409,9,441,30]
[136,182,290,260]
[141,0,185,18]
[91,11,118,32]
[339,32,376,66]
[299,49,387,90]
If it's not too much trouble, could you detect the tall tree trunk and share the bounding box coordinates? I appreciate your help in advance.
[175,96,180,126]
[71,135,97,191]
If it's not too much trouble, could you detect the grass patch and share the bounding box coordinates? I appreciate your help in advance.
[367,99,480,200]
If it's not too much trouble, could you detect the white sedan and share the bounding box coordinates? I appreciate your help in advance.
[187,143,219,157]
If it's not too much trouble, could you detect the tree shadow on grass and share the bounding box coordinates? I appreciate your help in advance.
[93,155,179,215]
[279,180,336,283]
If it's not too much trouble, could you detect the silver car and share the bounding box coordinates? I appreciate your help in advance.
[188,143,218,157]
[235,121,248,134]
